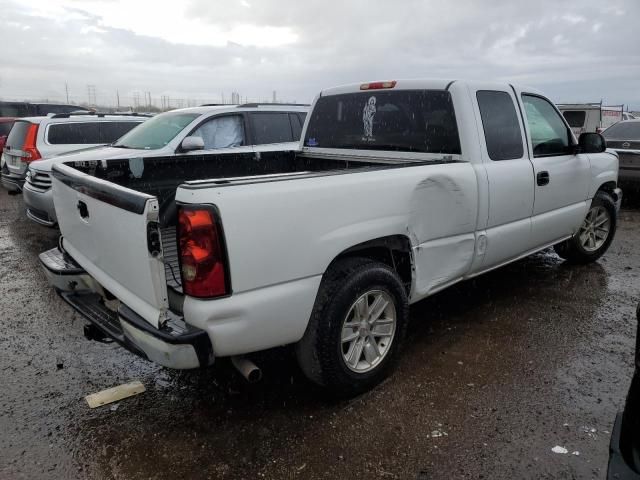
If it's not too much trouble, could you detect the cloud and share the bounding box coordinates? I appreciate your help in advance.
[0,0,638,108]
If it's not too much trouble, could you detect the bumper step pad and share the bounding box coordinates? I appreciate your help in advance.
[60,292,125,341]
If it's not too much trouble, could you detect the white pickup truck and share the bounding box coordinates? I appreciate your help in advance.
[40,79,621,395]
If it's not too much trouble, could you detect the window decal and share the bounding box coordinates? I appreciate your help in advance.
[362,96,377,140]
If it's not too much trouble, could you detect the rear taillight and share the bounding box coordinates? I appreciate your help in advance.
[177,206,229,298]
[22,124,41,162]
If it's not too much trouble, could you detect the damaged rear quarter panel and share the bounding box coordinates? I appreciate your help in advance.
[407,165,479,301]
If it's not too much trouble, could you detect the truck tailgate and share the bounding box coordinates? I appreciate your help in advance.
[51,163,169,328]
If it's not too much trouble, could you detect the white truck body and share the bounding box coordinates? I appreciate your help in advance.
[41,79,621,390]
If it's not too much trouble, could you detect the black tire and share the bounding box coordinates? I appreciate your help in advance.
[295,257,409,397]
[554,191,617,264]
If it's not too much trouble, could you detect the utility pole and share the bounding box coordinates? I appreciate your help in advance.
[87,85,96,106]
[65,83,69,103]
[116,90,120,110]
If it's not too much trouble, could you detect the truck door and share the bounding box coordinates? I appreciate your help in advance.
[515,91,591,248]
[469,85,535,270]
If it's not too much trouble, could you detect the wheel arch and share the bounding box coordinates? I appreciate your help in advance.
[597,181,620,202]
[325,235,414,294]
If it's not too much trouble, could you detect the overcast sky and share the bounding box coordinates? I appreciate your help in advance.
[1,0,639,108]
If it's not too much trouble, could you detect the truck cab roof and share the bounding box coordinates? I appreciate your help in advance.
[318,79,541,97]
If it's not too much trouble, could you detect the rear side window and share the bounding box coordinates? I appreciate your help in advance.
[250,113,293,144]
[5,121,32,149]
[47,123,101,145]
[290,113,303,139]
[304,90,461,154]
[562,111,587,128]
[98,121,142,143]
[476,91,524,161]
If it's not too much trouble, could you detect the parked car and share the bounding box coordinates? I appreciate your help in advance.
[607,303,640,479]
[623,112,637,121]
[40,79,620,395]
[602,120,640,184]
[23,103,308,226]
[558,103,625,136]
[1,112,148,195]
[0,101,90,118]
[0,117,16,155]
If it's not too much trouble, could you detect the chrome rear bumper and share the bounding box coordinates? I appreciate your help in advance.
[39,246,214,369]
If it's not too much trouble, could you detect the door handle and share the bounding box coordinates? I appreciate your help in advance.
[537,171,550,186]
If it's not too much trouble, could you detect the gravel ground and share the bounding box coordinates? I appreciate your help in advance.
[1,188,638,480]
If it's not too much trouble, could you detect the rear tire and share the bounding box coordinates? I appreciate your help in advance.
[554,191,617,264]
[295,257,409,397]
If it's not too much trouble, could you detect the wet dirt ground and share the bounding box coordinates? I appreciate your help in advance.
[1,188,639,480]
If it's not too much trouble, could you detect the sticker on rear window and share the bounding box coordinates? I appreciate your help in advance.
[362,96,377,140]
[306,137,318,147]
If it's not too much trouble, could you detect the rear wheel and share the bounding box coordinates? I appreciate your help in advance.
[295,257,409,396]
[554,191,617,264]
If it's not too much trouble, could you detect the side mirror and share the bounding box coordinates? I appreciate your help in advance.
[578,132,606,154]
[180,136,205,152]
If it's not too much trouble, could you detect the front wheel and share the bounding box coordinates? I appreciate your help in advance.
[554,191,617,264]
[295,257,409,397]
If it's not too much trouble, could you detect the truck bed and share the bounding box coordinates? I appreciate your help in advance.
[64,150,449,224]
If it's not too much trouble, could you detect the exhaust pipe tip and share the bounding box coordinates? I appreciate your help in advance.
[231,356,262,383]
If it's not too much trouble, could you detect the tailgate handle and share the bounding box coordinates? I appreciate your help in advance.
[77,200,89,219]
[147,222,162,258]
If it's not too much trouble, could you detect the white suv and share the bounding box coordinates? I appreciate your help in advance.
[1,112,148,193]
[23,103,308,226]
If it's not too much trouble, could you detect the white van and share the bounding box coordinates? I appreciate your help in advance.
[557,103,627,136]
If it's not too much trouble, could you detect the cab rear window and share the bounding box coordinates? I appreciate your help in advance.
[304,90,461,154]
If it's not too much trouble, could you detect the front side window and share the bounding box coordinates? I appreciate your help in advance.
[47,123,101,144]
[476,91,524,161]
[113,112,199,150]
[304,90,461,154]
[250,113,293,144]
[522,95,571,157]
[192,115,245,149]
[562,110,587,128]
